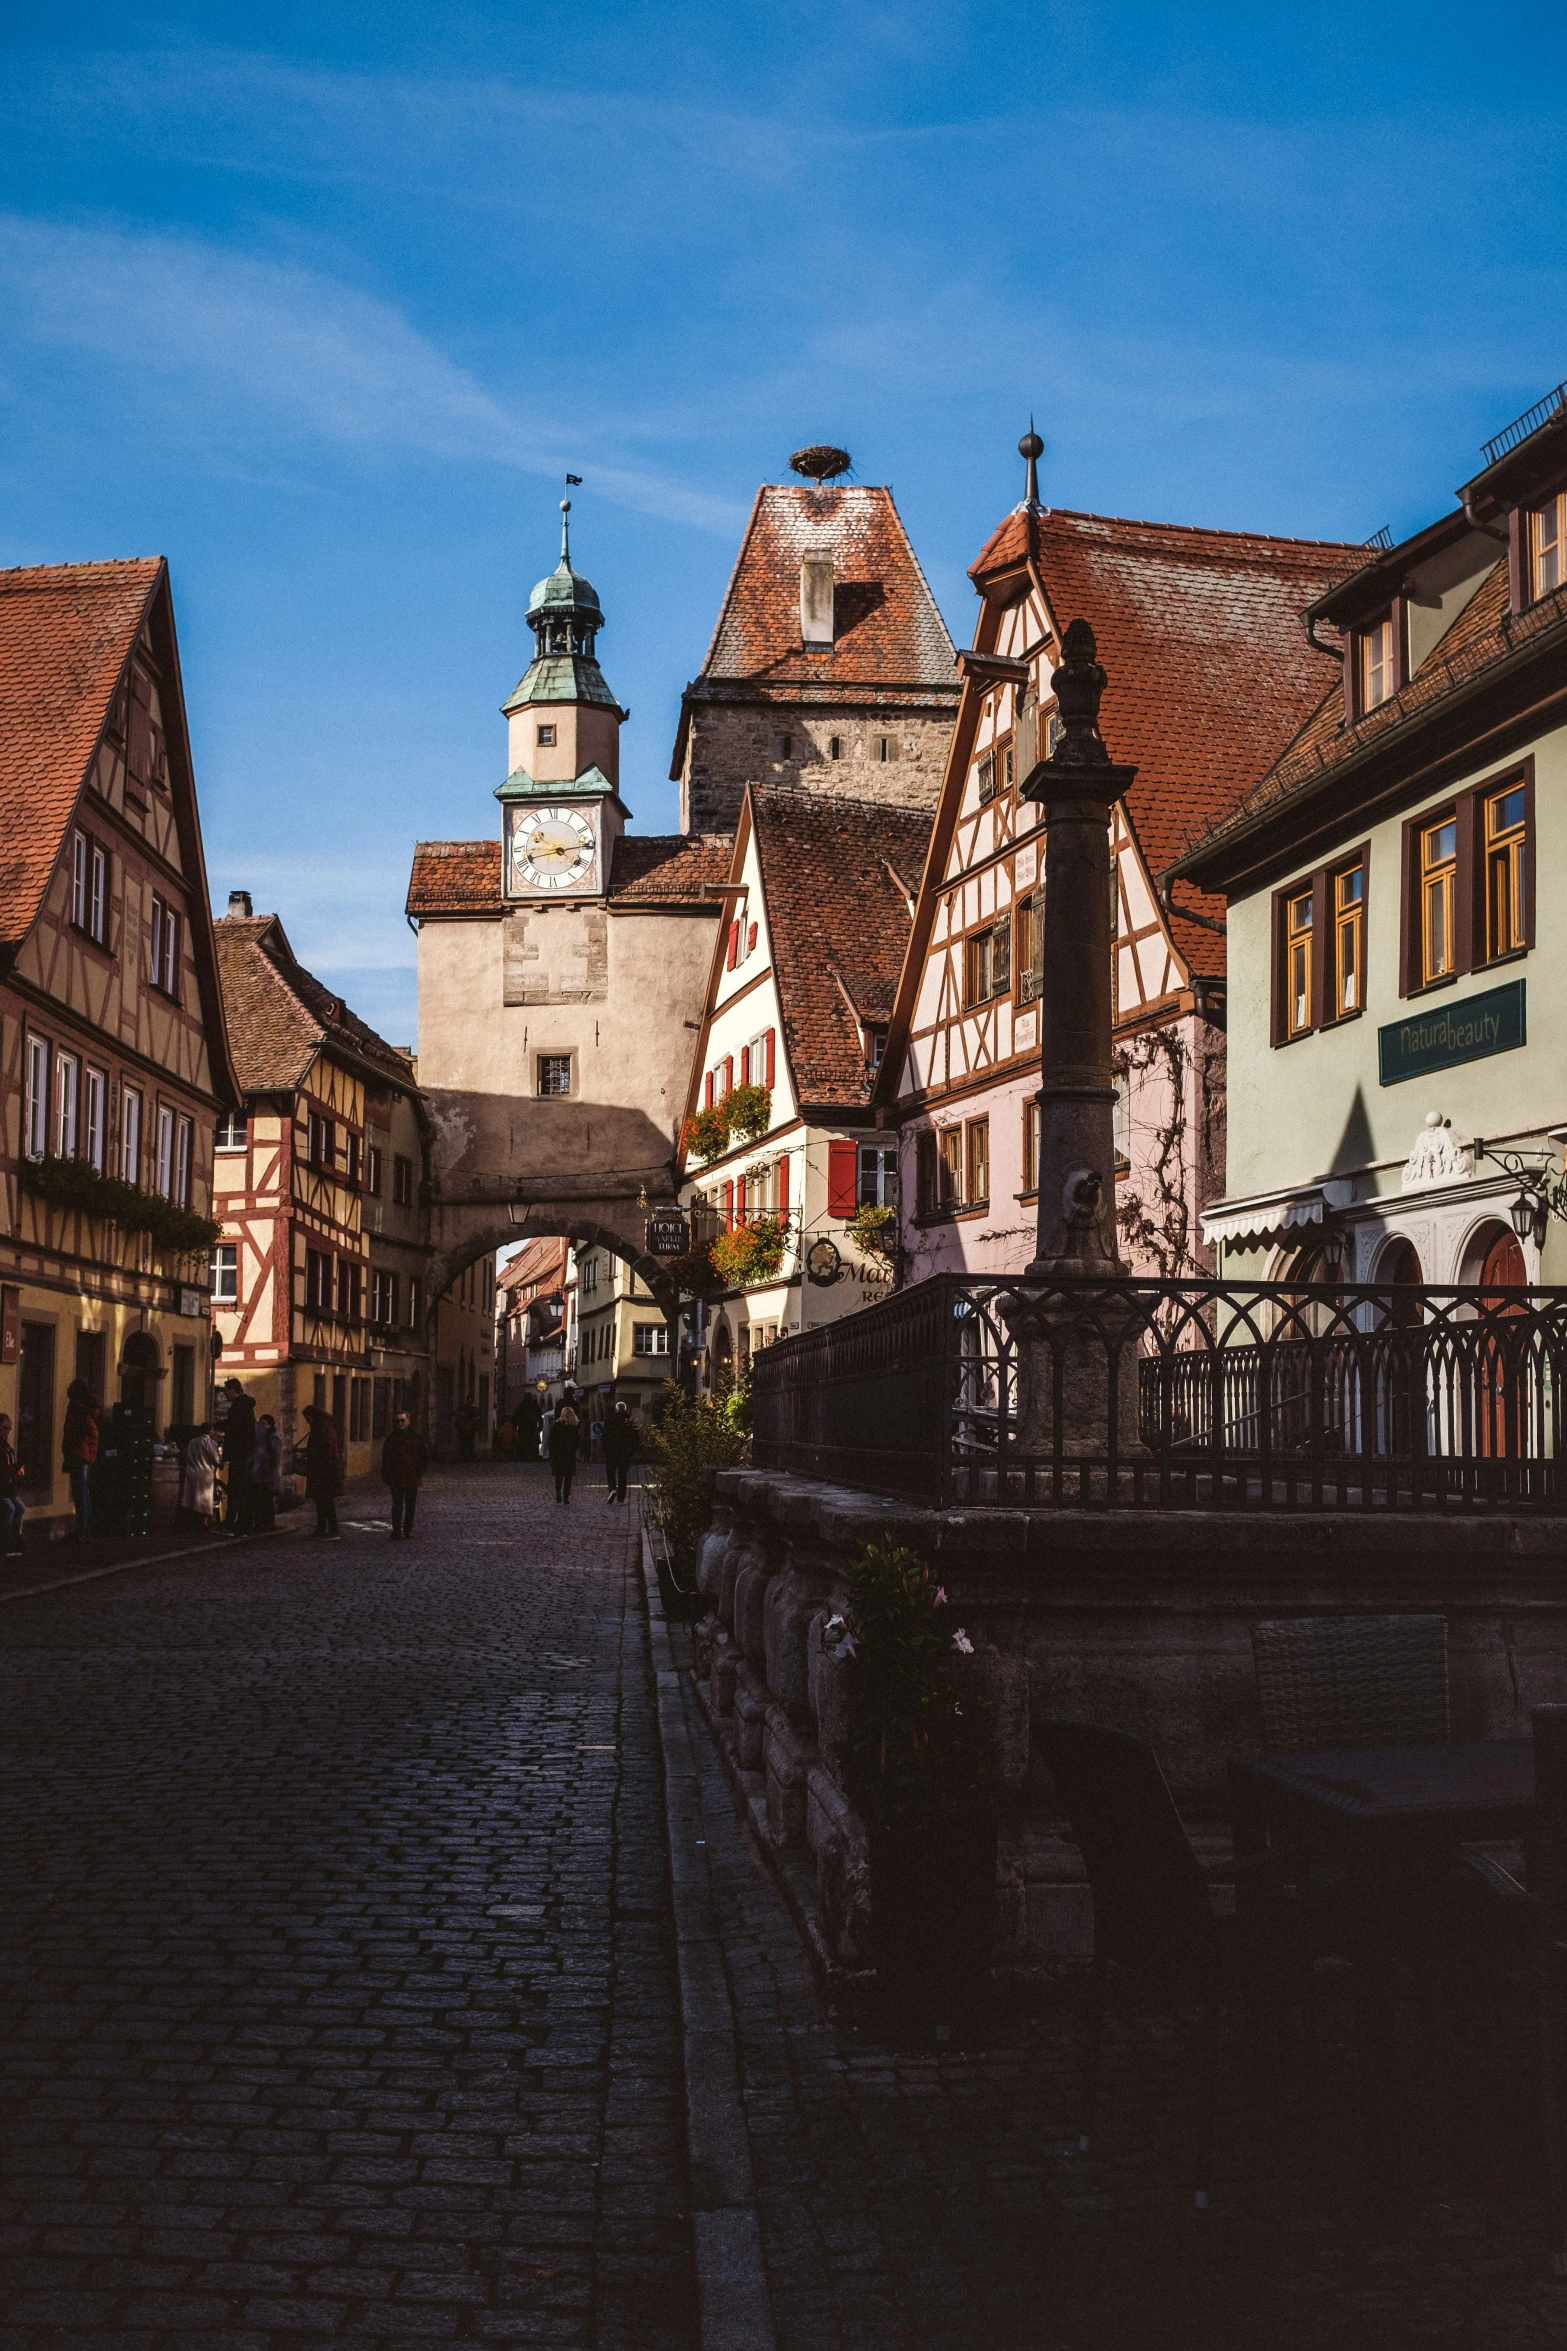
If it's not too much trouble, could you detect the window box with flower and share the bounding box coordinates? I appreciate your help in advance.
[710,1211,790,1289]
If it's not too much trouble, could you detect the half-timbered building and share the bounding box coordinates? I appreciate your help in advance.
[212,903,441,1477]
[0,557,239,1531]
[678,784,931,1382]
[878,473,1359,1279]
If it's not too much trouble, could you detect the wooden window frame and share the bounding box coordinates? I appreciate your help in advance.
[1398,762,1533,997]
[120,1083,141,1184]
[148,894,181,999]
[215,1110,248,1153]
[71,828,109,947]
[1527,488,1566,605]
[83,1066,106,1174]
[175,1115,194,1207]
[211,1242,238,1305]
[1345,604,1408,723]
[964,1117,990,1209]
[392,1154,415,1207]
[1330,856,1366,1021]
[53,1049,80,1160]
[1021,1096,1040,1196]
[938,1127,962,1213]
[976,750,996,805]
[1271,845,1371,1042]
[24,1033,50,1164]
[964,927,992,1008]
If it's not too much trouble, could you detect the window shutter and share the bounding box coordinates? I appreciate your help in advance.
[764,1028,776,1087]
[1309,869,1329,1033]
[727,922,739,970]
[723,1055,734,1094]
[827,1139,858,1218]
[775,1152,789,1213]
[991,911,1012,990]
[740,1045,750,1085]
[1398,818,1420,999]
[723,1179,735,1229]
[747,922,758,954]
[1454,788,1478,975]
[704,1070,714,1109]
[1270,886,1289,1044]
[1508,507,1526,613]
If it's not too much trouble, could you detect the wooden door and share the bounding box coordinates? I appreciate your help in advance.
[1478,1228,1528,1459]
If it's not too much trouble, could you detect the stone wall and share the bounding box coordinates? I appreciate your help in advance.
[692,1466,1567,1972]
[679,700,954,836]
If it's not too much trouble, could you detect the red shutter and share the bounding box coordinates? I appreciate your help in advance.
[776,1153,790,1213]
[747,922,758,954]
[704,1070,714,1109]
[727,922,739,970]
[723,1055,734,1093]
[740,1045,750,1085]
[723,1179,735,1229]
[828,1139,858,1218]
[764,1028,776,1086]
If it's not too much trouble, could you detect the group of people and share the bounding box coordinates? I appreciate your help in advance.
[180,1380,289,1535]
[545,1395,640,1505]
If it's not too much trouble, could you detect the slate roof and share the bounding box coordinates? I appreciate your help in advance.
[405,833,732,916]
[686,482,958,702]
[973,508,1359,974]
[0,558,163,945]
[214,913,415,1096]
[1174,553,1567,874]
[749,786,932,1108]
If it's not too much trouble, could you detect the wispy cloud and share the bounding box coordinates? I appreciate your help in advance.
[0,213,745,534]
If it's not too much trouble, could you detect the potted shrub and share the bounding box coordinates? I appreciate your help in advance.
[847,1202,897,1260]
[825,1540,995,2042]
[643,1379,749,1618]
[725,1080,772,1144]
[710,1212,789,1289]
[682,1101,732,1163]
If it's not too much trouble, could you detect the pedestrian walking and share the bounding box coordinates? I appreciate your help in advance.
[301,1406,344,1538]
[181,1424,223,1529]
[251,1414,285,1533]
[62,1379,100,1540]
[220,1380,257,1535]
[0,1414,26,1556]
[602,1400,639,1505]
[549,1401,580,1504]
[381,1410,429,1539]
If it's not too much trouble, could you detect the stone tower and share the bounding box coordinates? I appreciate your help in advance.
[670,471,960,836]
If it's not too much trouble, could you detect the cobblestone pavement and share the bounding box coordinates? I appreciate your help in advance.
[0,1465,693,2351]
[665,1630,1567,2351]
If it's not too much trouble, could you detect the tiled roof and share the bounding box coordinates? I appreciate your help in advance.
[1176,556,1560,870]
[695,485,959,694]
[214,914,416,1096]
[406,833,732,916]
[750,786,932,1107]
[974,508,1359,973]
[500,1236,567,1298]
[0,558,163,945]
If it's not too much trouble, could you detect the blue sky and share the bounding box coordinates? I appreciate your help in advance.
[3,2,1565,1044]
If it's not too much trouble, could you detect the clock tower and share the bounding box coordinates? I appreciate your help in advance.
[498,500,629,899]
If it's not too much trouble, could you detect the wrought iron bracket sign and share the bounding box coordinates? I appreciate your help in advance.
[1378,978,1525,1087]
[805,1238,842,1286]
[645,1212,688,1256]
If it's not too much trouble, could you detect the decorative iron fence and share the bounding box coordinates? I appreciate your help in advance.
[748,1274,1567,1511]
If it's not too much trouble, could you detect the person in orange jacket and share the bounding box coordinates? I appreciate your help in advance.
[381,1410,429,1540]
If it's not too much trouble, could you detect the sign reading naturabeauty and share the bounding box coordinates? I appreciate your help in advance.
[1378,979,1525,1087]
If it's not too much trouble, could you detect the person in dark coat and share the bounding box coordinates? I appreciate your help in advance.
[381,1411,429,1540]
[62,1380,100,1539]
[602,1401,640,1506]
[548,1402,580,1505]
[220,1381,257,1535]
[302,1406,344,1538]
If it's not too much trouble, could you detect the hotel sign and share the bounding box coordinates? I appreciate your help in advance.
[1378,979,1525,1087]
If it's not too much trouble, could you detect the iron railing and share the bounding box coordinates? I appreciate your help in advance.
[749,1274,1567,1512]
[1481,383,1567,470]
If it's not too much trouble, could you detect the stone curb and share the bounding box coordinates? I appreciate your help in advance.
[0,1526,284,1605]
[640,1529,778,2351]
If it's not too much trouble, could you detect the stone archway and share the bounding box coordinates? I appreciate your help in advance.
[425,1207,680,1322]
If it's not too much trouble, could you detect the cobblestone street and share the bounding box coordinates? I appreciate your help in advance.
[0,1468,690,2350]
[2,1469,1563,2351]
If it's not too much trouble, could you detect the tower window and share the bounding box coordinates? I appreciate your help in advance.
[876,736,899,763]
[537,724,556,746]
[537,1055,573,1097]
[829,736,842,761]
[776,734,793,760]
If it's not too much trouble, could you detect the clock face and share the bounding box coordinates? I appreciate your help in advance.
[509,804,597,893]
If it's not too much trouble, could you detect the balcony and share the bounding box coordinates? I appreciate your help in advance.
[749,1273,1567,1512]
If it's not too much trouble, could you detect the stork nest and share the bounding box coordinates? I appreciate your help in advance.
[789,444,852,483]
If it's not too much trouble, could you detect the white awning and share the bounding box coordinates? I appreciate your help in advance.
[1201,1180,1351,1249]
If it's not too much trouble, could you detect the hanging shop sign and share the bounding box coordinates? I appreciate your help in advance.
[645,1211,689,1257]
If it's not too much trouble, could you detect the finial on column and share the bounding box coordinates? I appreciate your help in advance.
[559,499,572,562]
[1047,618,1110,768]
[1018,418,1044,512]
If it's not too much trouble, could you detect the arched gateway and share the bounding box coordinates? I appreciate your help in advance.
[407,501,731,1335]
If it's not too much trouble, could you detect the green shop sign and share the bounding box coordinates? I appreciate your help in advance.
[1378,978,1525,1087]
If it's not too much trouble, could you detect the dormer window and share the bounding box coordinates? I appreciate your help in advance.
[1358,613,1395,713]
[1529,490,1564,601]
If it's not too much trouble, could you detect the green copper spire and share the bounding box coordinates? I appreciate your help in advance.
[502,498,625,718]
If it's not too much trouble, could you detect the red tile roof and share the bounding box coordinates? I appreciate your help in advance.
[499,1236,568,1299]
[214,913,415,1095]
[0,558,163,945]
[975,508,1359,973]
[692,483,958,694]
[406,833,733,916]
[750,786,932,1108]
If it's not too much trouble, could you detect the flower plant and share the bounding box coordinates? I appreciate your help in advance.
[710,1212,788,1289]
[830,1539,989,1828]
[20,1155,222,1257]
[725,1081,772,1143]
[683,1102,732,1162]
[644,1378,750,1575]
[847,1202,897,1259]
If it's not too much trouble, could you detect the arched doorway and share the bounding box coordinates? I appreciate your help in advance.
[1462,1221,1530,1462]
[120,1331,160,1419]
[1376,1238,1425,1467]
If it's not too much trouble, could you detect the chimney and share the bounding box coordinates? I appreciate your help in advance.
[227,889,253,918]
[800,550,834,648]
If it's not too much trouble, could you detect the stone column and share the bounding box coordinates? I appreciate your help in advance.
[1004,620,1143,1470]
